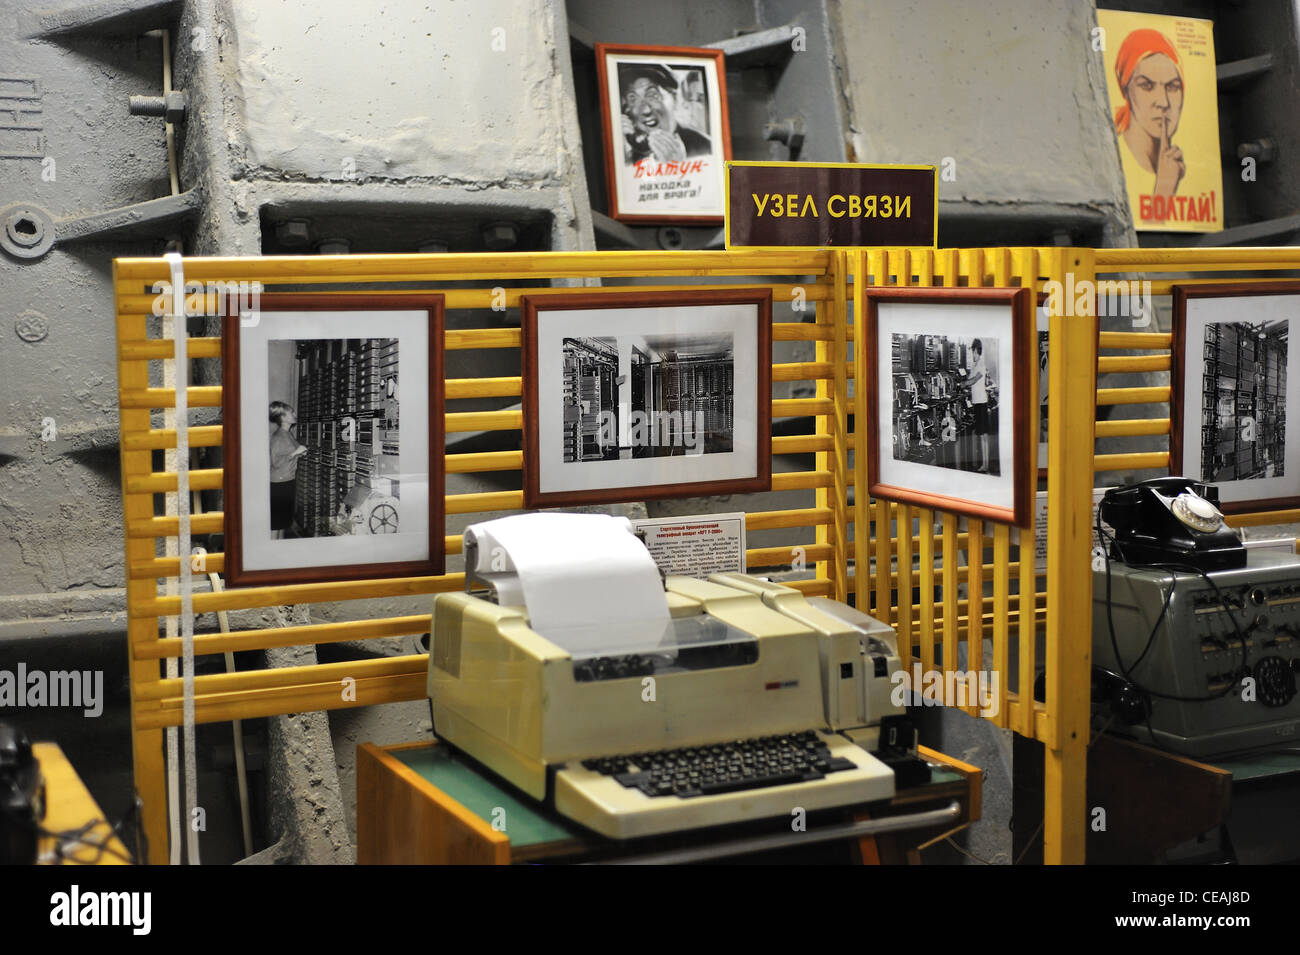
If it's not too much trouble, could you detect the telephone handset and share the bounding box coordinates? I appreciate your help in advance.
[1099,477,1244,572]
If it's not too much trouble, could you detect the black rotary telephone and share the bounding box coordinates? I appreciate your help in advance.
[1099,477,1245,572]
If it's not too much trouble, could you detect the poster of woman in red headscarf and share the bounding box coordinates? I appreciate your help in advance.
[1098,10,1223,233]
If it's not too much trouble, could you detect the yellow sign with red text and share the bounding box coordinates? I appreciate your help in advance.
[1098,9,1223,233]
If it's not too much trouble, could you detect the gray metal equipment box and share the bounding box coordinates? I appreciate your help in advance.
[1093,550,1300,757]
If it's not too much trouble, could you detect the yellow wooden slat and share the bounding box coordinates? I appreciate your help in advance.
[1096,385,1169,405]
[941,513,958,673]
[746,507,832,531]
[966,518,984,717]
[119,338,222,360]
[1098,331,1172,349]
[918,521,936,673]
[114,249,835,282]
[121,426,223,451]
[139,574,463,619]
[115,282,833,315]
[1094,451,1169,472]
[125,468,223,494]
[991,524,1011,730]
[896,504,913,671]
[1093,247,1300,269]
[138,615,432,660]
[446,377,522,399]
[1096,355,1170,374]
[119,386,222,408]
[772,434,834,454]
[1094,418,1169,438]
[746,544,834,567]
[446,410,522,433]
[1225,509,1300,528]
[136,673,430,729]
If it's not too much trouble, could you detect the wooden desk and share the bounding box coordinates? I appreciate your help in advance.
[33,743,131,865]
[357,739,981,865]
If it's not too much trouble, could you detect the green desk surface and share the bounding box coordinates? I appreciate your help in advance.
[1211,750,1300,782]
[394,747,583,848]
[396,744,962,849]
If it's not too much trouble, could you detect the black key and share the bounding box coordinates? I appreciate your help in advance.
[825,757,857,773]
[700,771,804,795]
[615,771,651,789]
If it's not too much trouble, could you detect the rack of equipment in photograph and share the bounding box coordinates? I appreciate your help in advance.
[1198,321,1287,483]
[113,245,1300,865]
[290,338,400,536]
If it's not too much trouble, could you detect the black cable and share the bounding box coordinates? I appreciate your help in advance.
[1,775,139,865]
[1095,509,1249,704]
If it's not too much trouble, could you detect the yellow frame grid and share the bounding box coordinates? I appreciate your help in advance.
[113,245,1300,865]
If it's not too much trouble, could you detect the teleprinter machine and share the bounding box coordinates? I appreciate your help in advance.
[428,514,908,839]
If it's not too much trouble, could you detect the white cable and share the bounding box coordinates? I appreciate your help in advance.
[166,251,201,865]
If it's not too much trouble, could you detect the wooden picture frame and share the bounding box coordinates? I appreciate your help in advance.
[595,43,732,224]
[1171,281,1300,514]
[221,293,445,586]
[522,288,772,508]
[864,286,1035,527]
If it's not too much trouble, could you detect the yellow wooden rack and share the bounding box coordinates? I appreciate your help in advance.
[113,245,1300,864]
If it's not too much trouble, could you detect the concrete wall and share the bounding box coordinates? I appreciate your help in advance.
[829,0,1132,245]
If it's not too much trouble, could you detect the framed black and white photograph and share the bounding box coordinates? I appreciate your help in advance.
[522,289,771,508]
[221,294,444,586]
[1172,282,1300,513]
[864,287,1035,526]
[595,43,731,224]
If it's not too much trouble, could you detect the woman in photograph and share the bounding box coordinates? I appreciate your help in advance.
[963,340,990,474]
[269,401,308,540]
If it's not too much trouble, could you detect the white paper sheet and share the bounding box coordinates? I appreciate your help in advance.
[463,514,670,656]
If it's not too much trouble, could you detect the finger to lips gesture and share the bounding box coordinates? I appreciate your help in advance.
[1154,119,1185,196]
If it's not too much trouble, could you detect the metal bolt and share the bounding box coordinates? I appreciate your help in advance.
[481,221,519,250]
[0,203,55,260]
[275,219,312,248]
[315,237,351,255]
[763,118,806,152]
[657,227,685,250]
[1237,138,1277,164]
[129,90,188,124]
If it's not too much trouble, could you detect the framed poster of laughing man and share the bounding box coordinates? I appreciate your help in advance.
[595,43,732,224]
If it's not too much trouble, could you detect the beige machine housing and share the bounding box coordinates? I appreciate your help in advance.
[430,576,836,801]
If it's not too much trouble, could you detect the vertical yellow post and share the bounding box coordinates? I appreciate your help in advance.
[815,285,832,589]
[830,251,850,601]
[851,250,869,610]
[871,251,892,624]
[1043,247,1097,865]
[1013,247,1040,738]
[115,264,169,863]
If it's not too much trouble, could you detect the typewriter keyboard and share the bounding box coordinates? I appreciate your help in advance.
[580,730,857,799]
